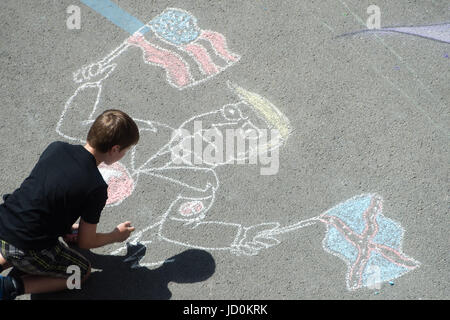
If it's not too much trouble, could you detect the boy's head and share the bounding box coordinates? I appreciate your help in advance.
[87,109,139,164]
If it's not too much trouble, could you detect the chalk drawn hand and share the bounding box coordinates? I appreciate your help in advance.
[73,63,117,84]
[231,223,281,256]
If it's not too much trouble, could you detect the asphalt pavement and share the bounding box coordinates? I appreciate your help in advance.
[0,0,448,300]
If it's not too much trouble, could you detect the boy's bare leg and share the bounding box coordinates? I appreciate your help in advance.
[1,252,75,295]
[22,276,72,294]
[22,270,91,294]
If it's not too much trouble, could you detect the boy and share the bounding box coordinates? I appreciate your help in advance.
[0,109,139,300]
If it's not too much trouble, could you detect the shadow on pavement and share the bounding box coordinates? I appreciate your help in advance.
[29,245,216,300]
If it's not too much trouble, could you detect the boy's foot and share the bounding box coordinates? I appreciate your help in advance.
[0,275,21,300]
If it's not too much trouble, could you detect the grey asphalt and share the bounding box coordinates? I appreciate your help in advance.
[0,0,448,300]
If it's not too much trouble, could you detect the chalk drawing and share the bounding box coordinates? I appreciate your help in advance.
[228,83,291,150]
[317,194,420,291]
[112,193,420,290]
[58,78,289,204]
[98,162,134,206]
[337,22,450,44]
[57,74,294,266]
[56,3,421,291]
[73,6,240,89]
[80,0,150,35]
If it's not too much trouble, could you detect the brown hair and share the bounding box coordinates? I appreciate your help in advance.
[87,109,139,153]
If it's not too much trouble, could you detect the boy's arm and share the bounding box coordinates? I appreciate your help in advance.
[77,218,135,249]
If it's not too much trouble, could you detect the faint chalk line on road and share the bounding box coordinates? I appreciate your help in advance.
[335,1,449,137]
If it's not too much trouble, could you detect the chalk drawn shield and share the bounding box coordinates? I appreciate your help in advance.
[99,162,135,206]
[318,194,420,290]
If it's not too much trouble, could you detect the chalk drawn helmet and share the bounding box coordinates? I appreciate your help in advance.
[169,82,292,167]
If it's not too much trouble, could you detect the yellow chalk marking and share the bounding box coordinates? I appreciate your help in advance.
[228,82,292,141]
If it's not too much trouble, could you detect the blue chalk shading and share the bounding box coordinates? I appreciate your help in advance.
[362,251,409,287]
[324,195,372,235]
[337,23,450,44]
[372,214,403,249]
[80,0,151,35]
[325,226,359,263]
[149,9,200,45]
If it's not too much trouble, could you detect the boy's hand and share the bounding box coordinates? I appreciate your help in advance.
[77,219,133,249]
[113,221,135,243]
[63,223,80,244]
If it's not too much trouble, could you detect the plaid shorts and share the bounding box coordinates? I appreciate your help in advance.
[0,239,90,278]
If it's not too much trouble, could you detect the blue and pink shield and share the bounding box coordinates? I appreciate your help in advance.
[319,194,420,290]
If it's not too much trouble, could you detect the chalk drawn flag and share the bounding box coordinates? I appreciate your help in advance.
[79,2,240,89]
[127,8,241,89]
[318,194,420,291]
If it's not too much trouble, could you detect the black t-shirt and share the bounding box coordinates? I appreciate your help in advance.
[0,141,108,250]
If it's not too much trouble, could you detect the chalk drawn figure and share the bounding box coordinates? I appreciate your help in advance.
[338,22,450,44]
[72,8,240,90]
[58,77,290,206]
[57,78,294,257]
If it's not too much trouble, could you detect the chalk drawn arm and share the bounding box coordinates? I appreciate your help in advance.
[141,166,219,196]
[60,41,132,142]
[56,84,99,143]
[57,63,118,143]
[159,218,244,252]
[159,218,281,256]
[72,41,130,85]
[59,63,167,144]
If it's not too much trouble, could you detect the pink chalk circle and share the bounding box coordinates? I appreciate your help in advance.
[98,162,135,206]
[179,200,205,217]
